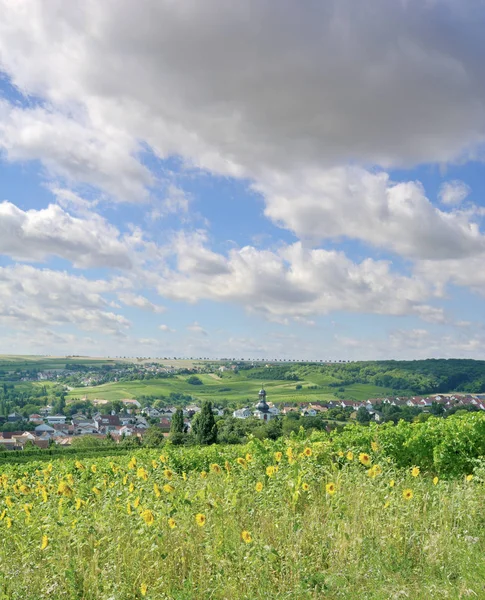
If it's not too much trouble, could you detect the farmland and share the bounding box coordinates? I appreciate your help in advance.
[1,413,485,599]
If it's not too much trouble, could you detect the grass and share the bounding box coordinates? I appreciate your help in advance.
[0,440,483,599]
[67,372,394,404]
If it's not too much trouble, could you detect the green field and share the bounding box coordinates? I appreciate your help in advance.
[67,371,393,405]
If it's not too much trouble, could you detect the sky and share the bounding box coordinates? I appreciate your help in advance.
[0,0,485,361]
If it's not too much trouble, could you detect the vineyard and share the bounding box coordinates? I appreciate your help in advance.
[1,414,485,599]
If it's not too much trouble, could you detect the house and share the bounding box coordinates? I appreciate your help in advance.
[302,408,317,417]
[94,414,120,432]
[34,423,55,436]
[121,399,141,409]
[233,407,252,419]
[134,417,148,430]
[119,415,133,426]
[7,412,23,422]
[28,414,44,423]
[141,407,161,418]
[46,414,67,425]
[73,424,99,436]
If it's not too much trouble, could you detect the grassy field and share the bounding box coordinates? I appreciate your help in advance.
[67,371,393,404]
[0,435,483,599]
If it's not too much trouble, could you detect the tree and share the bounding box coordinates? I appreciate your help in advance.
[143,425,165,447]
[186,375,203,385]
[356,406,372,424]
[192,401,217,445]
[170,408,184,434]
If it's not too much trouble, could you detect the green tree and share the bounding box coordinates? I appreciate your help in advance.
[192,401,217,445]
[170,408,184,434]
[143,425,165,446]
[356,406,372,424]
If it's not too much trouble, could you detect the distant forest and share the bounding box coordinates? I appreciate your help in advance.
[246,359,485,395]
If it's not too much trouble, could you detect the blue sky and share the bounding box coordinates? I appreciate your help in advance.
[0,0,485,360]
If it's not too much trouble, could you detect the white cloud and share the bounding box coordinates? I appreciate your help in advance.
[439,180,471,205]
[259,167,485,260]
[186,321,208,336]
[0,201,134,268]
[0,101,152,200]
[159,324,175,332]
[157,234,438,322]
[118,292,165,313]
[0,264,130,335]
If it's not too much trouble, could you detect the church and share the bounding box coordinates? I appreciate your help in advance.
[253,387,274,421]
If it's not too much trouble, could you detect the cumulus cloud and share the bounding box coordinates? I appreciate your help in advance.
[259,167,485,260]
[186,321,208,336]
[159,324,175,332]
[118,292,165,313]
[0,201,134,268]
[156,234,439,322]
[0,1,484,185]
[0,265,131,334]
[439,180,471,205]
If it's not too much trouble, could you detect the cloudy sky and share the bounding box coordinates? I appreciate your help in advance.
[1,0,485,360]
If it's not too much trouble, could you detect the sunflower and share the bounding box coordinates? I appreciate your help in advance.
[40,535,48,550]
[210,463,222,474]
[403,488,413,501]
[128,457,137,469]
[371,441,379,452]
[140,583,148,597]
[92,487,101,496]
[346,451,354,461]
[255,481,263,493]
[266,466,275,478]
[127,502,132,515]
[151,460,158,469]
[359,453,371,466]
[301,482,309,492]
[200,471,207,479]
[195,513,206,527]
[57,482,73,498]
[137,468,148,481]
[411,467,420,478]
[163,469,173,480]
[153,483,161,498]
[6,517,12,529]
[433,476,439,485]
[159,454,167,463]
[245,453,253,462]
[224,461,231,473]
[389,479,395,488]
[372,464,382,476]
[303,447,312,457]
[168,518,176,529]
[326,482,336,495]
[133,497,140,508]
[90,464,97,473]
[286,447,294,458]
[466,474,473,482]
[241,530,252,544]
[163,484,175,494]
[141,509,155,526]
[75,498,82,511]
[274,451,282,462]
[75,460,85,471]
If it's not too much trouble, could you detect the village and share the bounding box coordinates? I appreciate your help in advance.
[0,387,483,451]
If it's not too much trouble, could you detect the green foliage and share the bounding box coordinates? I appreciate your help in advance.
[186,375,203,385]
[170,408,184,434]
[192,401,217,445]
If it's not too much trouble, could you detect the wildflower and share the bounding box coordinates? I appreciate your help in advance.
[90,464,97,473]
[195,513,206,527]
[303,447,312,457]
[236,458,247,468]
[92,487,101,496]
[403,488,413,501]
[75,498,82,510]
[274,451,282,462]
[128,457,137,470]
[466,474,473,482]
[133,496,140,508]
[241,530,252,544]
[326,482,336,495]
[266,466,275,478]
[163,484,175,494]
[163,469,173,480]
[302,482,310,491]
[255,481,263,492]
[245,453,253,462]
[359,453,371,466]
[141,509,155,526]
[6,517,12,529]
[433,476,439,485]
[210,463,222,474]
[75,460,85,471]
[389,479,395,488]
[200,471,207,479]
[346,451,354,461]
[168,517,176,529]
[140,583,148,597]
[153,483,161,498]
[137,467,148,481]
[41,535,48,550]
[371,441,379,452]
[411,467,420,478]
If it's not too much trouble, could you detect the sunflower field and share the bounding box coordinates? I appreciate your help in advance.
[1,427,485,600]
